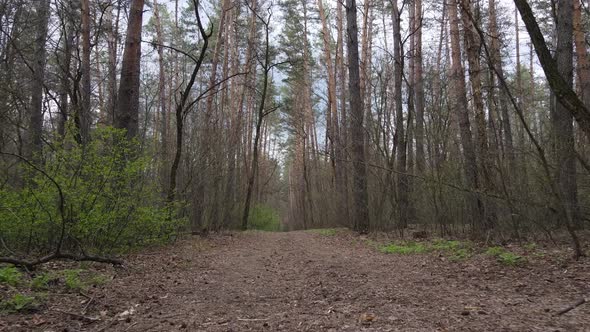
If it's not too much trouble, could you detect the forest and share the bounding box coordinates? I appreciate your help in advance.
[0,0,589,330]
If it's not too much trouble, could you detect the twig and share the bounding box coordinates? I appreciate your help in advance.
[82,296,94,315]
[53,309,100,322]
[556,297,587,316]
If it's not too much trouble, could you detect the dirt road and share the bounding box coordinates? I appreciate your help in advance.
[2,231,589,331]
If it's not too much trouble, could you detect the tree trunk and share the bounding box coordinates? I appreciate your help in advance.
[573,0,590,107]
[28,0,50,158]
[414,0,425,173]
[552,0,580,227]
[346,0,370,233]
[80,0,92,143]
[449,0,482,227]
[392,0,408,229]
[115,0,144,140]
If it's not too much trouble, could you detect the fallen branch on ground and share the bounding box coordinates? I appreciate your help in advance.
[0,253,123,270]
[556,297,587,316]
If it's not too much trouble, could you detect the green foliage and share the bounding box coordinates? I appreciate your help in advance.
[248,204,280,231]
[449,248,471,261]
[307,228,338,236]
[30,273,53,290]
[497,252,526,266]
[0,267,22,286]
[380,242,429,254]
[0,127,184,257]
[0,294,38,313]
[485,246,506,257]
[432,239,463,251]
[63,269,83,290]
[485,246,526,266]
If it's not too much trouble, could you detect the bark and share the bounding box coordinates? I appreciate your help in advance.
[106,4,119,125]
[115,0,145,140]
[391,0,408,229]
[336,0,350,222]
[414,0,426,173]
[574,0,590,107]
[242,7,272,230]
[488,0,515,171]
[346,0,370,233]
[459,0,494,229]
[153,0,168,150]
[80,0,91,143]
[317,0,337,175]
[551,0,580,227]
[449,0,482,226]
[28,0,50,157]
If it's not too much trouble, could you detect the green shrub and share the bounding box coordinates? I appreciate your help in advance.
[248,204,280,231]
[450,248,471,261]
[485,246,525,265]
[0,294,38,313]
[380,242,429,254]
[497,252,526,266]
[30,273,54,290]
[63,269,84,290]
[0,267,22,286]
[0,127,184,258]
[485,246,506,257]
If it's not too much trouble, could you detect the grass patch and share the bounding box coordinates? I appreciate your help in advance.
[485,246,526,266]
[432,239,463,251]
[449,248,471,261]
[0,266,22,286]
[0,293,39,313]
[380,242,429,254]
[63,269,84,290]
[307,228,338,236]
[30,273,56,290]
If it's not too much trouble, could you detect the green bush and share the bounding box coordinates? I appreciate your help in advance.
[497,252,526,266]
[248,204,280,231]
[0,267,22,286]
[485,246,525,266]
[0,127,184,258]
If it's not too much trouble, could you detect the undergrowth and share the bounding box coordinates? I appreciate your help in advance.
[0,265,111,313]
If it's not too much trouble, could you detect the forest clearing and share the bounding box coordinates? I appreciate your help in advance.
[1,230,589,331]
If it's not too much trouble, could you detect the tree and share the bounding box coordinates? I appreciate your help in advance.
[28,0,50,157]
[242,2,278,230]
[346,0,369,233]
[116,0,145,140]
[551,0,580,228]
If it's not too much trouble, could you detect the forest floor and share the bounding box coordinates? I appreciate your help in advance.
[1,229,589,331]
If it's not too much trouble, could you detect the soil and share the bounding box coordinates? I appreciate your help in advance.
[1,230,589,331]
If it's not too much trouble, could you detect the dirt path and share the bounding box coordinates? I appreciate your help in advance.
[2,231,589,331]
